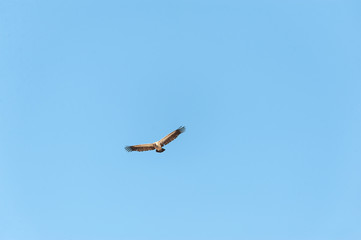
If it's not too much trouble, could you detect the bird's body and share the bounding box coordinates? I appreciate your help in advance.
[125,126,185,153]
[154,141,165,152]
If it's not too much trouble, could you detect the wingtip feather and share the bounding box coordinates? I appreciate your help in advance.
[177,126,186,133]
[125,146,133,152]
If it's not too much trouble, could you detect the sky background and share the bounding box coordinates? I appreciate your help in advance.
[1,1,361,239]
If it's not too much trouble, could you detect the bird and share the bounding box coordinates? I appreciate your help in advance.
[125,126,185,153]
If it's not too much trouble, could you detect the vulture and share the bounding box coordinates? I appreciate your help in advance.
[125,126,185,153]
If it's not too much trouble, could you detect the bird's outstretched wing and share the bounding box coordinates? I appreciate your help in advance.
[125,143,155,152]
[159,126,185,146]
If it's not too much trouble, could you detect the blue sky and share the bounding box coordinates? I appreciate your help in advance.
[1,1,361,239]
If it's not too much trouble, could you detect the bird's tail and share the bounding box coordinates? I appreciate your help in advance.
[156,148,165,153]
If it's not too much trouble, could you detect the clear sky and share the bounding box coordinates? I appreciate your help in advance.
[1,1,361,239]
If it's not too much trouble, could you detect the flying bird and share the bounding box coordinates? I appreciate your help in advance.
[125,126,186,153]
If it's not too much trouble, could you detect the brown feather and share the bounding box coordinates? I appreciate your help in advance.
[125,143,155,152]
[159,126,185,146]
